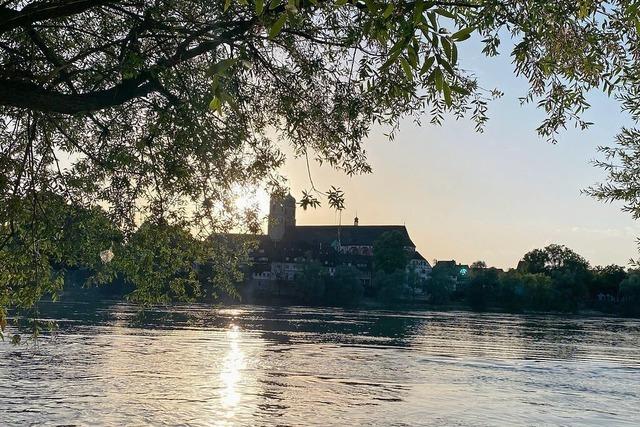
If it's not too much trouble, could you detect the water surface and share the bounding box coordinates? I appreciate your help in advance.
[1,303,639,426]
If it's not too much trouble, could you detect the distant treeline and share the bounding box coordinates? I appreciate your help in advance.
[289,235,640,317]
[429,245,639,316]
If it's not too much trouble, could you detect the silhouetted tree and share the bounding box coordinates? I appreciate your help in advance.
[471,260,487,270]
[619,271,640,317]
[374,270,406,304]
[325,265,363,307]
[466,267,500,311]
[590,265,627,298]
[373,231,408,274]
[294,260,327,305]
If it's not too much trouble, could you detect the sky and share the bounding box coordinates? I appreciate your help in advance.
[252,35,640,270]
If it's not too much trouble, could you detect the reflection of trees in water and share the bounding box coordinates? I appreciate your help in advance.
[253,309,425,347]
[34,303,637,363]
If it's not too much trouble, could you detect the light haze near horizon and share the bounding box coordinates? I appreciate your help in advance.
[260,36,639,270]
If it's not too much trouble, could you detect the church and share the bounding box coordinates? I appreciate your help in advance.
[244,194,431,298]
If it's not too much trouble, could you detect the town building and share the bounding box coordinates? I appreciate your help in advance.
[245,194,431,298]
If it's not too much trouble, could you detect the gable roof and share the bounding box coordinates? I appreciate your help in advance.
[413,251,427,261]
[285,225,415,247]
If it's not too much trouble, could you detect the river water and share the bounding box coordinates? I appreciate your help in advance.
[1,303,639,426]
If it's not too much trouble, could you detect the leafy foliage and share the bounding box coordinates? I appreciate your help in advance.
[294,261,363,306]
[4,0,640,324]
[373,230,408,274]
[294,260,327,303]
[0,193,121,331]
[374,269,406,303]
[619,271,640,316]
[326,264,364,306]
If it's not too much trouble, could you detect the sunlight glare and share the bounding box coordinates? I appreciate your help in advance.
[219,324,245,421]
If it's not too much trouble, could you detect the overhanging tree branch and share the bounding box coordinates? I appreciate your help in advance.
[0,0,117,34]
[0,77,154,113]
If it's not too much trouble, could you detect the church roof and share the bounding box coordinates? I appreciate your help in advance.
[284,225,415,247]
[412,251,427,261]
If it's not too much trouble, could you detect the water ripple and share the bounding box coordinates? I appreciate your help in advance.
[1,303,639,426]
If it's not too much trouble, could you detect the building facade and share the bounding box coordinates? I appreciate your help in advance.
[244,194,431,298]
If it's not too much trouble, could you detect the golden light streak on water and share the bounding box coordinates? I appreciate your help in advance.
[219,324,244,422]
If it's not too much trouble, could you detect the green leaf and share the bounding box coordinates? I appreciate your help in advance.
[208,58,238,76]
[269,14,287,39]
[451,85,470,95]
[434,67,443,91]
[335,0,348,5]
[209,96,222,113]
[224,0,232,12]
[417,23,431,38]
[381,50,401,69]
[269,0,282,9]
[443,80,452,106]
[400,57,413,81]
[451,26,474,41]
[211,75,220,92]
[413,0,425,24]
[220,92,239,112]
[382,3,394,18]
[256,0,264,14]
[442,37,451,60]
[420,55,435,75]
[427,12,437,29]
[434,8,455,19]
[451,42,458,66]
[286,0,297,13]
[406,45,419,68]
[438,55,454,75]
[389,37,409,56]
[363,0,376,13]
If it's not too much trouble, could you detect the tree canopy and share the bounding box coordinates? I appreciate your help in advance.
[4,0,640,325]
[373,230,408,274]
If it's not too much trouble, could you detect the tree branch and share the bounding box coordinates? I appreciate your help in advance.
[0,77,154,113]
[0,0,117,34]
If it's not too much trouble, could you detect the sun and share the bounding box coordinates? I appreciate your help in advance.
[232,185,270,218]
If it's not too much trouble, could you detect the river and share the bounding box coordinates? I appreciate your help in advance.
[1,303,639,426]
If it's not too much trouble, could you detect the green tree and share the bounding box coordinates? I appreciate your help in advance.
[470,260,487,270]
[6,0,640,328]
[325,264,363,307]
[373,269,406,304]
[293,260,327,304]
[619,271,640,317]
[466,266,499,311]
[425,270,454,305]
[590,265,627,298]
[0,194,122,334]
[519,244,591,310]
[373,231,408,274]
[117,221,203,304]
[519,249,549,275]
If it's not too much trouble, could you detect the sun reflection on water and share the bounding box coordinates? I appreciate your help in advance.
[219,324,245,422]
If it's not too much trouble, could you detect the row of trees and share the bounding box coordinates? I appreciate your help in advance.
[290,236,640,317]
[429,244,640,317]
[293,263,364,307]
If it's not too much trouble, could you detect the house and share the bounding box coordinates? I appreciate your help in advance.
[244,194,431,298]
[431,260,470,291]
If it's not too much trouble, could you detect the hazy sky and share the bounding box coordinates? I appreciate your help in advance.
[257,37,639,269]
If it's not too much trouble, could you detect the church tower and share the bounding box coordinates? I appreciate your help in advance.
[268,193,296,241]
